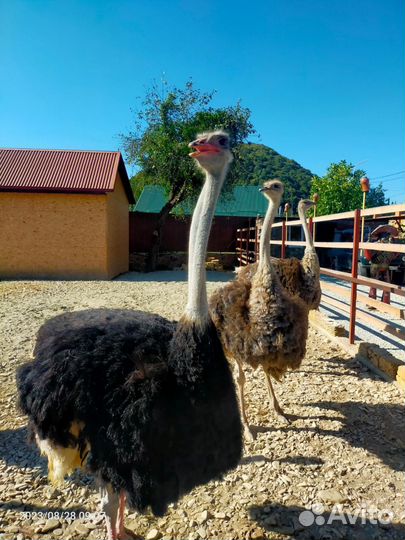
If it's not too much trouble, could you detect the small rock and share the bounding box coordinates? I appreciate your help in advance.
[5,526,19,533]
[45,487,60,499]
[318,488,347,504]
[74,523,91,536]
[85,522,98,529]
[41,518,61,533]
[214,511,226,519]
[254,459,266,467]
[53,528,64,537]
[197,527,207,538]
[146,528,162,540]
[197,510,210,524]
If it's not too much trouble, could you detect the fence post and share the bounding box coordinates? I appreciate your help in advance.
[309,216,314,237]
[281,220,286,258]
[238,228,242,266]
[245,228,249,265]
[254,218,259,262]
[349,209,361,344]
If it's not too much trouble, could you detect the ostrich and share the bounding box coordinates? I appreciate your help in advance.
[237,197,321,310]
[17,130,242,540]
[210,180,309,441]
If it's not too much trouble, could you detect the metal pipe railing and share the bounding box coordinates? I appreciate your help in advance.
[236,203,405,345]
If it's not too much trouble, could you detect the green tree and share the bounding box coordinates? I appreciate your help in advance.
[367,183,388,207]
[310,160,387,216]
[121,80,255,271]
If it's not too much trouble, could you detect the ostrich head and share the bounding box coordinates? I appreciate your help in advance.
[259,179,284,202]
[298,199,316,214]
[189,130,233,175]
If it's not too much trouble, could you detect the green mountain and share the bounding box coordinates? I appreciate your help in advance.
[234,143,314,210]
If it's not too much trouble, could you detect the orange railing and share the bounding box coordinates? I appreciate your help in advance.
[236,204,405,345]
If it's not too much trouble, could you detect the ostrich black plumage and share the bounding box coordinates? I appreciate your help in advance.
[17,131,242,540]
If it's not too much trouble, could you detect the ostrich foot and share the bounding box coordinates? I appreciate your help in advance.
[263,371,291,425]
[271,393,290,424]
[274,408,291,425]
[117,527,137,540]
[244,425,255,442]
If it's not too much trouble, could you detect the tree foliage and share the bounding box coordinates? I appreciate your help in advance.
[310,160,387,216]
[120,80,255,269]
[233,143,314,211]
[122,80,255,206]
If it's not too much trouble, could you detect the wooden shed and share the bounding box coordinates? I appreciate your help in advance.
[130,185,269,253]
[0,149,135,280]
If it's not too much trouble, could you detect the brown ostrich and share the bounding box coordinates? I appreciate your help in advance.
[210,180,309,440]
[237,197,321,310]
[17,131,242,540]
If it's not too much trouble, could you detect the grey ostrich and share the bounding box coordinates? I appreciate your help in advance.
[17,131,242,540]
[210,180,309,441]
[232,195,321,428]
[238,197,321,310]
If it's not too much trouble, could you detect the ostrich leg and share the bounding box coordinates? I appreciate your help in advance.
[100,483,119,540]
[234,359,254,441]
[262,369,290,425]
[116,491,135,540]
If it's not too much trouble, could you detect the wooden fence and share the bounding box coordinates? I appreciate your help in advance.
[236,204,405,345]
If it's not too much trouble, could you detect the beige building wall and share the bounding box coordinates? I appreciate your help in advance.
[0,192,109,279]
[106,173,130,278]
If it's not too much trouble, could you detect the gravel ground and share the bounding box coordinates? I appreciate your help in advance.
[1,275,404,540]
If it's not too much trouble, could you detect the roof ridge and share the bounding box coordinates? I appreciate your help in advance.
[0,148,120,154]
[0,149,135,204]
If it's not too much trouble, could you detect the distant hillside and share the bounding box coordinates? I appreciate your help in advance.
[234,143,314,211]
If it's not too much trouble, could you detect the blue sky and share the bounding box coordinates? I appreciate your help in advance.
[1,0,404,201]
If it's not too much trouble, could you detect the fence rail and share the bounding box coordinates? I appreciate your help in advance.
[236,204,405,346]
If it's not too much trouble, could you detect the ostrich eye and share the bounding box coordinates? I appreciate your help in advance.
[218,137,228,146]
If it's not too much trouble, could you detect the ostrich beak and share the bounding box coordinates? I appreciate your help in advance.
[188,140,221,158]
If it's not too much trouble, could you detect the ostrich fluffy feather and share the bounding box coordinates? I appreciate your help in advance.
[17,309,242,516]
[236,254,321,310]
[209,266,308,380]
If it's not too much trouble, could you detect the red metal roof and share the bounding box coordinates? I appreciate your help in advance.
[0,148,135,203]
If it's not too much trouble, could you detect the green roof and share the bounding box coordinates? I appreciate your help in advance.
[133,185,268,217]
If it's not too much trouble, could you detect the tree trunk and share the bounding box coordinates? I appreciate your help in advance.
[145,186,186,272]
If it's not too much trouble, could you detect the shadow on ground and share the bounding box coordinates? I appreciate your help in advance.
[249,501,405,540]
[0,426,46,472]
[0,500,85,515]
[0,426,95,490]
[258,400,405,472]
[307,401,405,472]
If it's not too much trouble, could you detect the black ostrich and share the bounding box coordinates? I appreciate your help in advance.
[16,131,242,540]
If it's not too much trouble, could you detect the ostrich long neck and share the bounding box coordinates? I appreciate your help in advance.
[186,170,226,323]
[188,182,207,274]
[250,194,280,322]
[258,195,279,271]
[298,205,314,250]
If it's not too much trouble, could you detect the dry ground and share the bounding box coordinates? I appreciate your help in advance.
[0,278,404,540]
